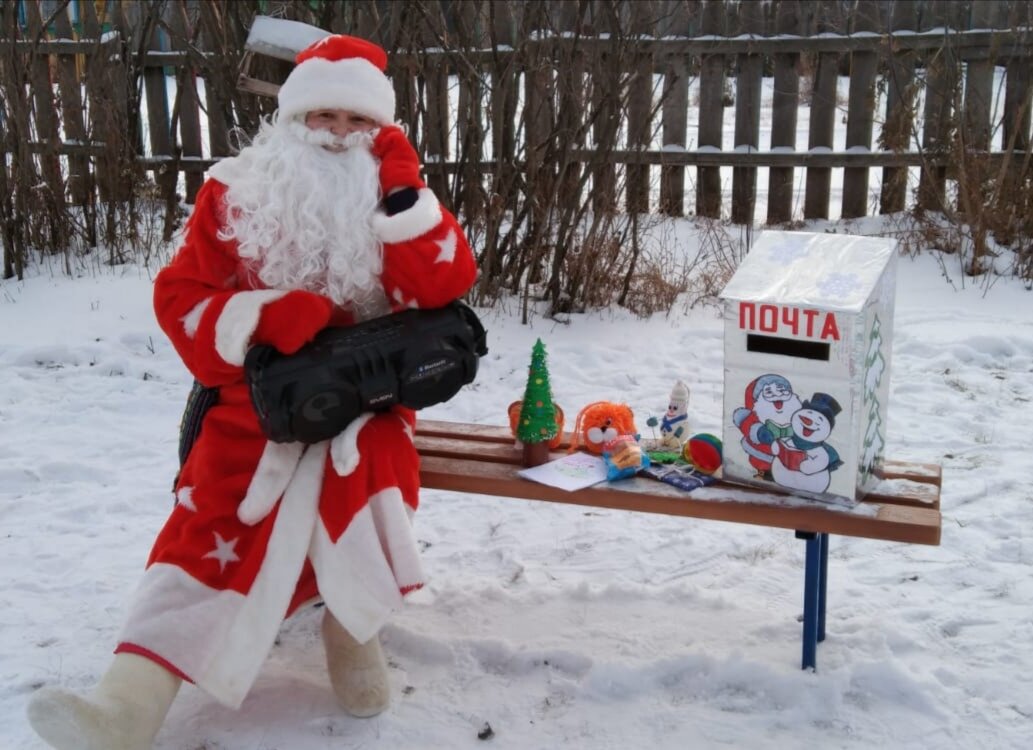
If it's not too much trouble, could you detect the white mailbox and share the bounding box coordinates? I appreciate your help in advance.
[720,231,898,503]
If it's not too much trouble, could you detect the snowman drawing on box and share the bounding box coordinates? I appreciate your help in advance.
[770,392,844,494]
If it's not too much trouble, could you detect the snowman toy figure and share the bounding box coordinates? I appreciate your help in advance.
[655,380,690,452]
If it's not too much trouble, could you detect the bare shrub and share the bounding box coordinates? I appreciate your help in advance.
[680,218,748,310]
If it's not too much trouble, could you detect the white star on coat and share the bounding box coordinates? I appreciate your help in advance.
[203,532,241,573]
[391,287,419,309]
[175,486,197,512]
[434,229,457,264]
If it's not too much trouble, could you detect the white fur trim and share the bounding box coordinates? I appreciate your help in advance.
[238,441,305,525]
[329,412,376,477]
[118,564,245,695]
[207,157,249,189]
[121,442,327,708]
[213,289,288,367]
[371,188,441,244]
[309,487,423,644]
[278,57,395,125]
[198,441,327,706]
[181,298,212,339]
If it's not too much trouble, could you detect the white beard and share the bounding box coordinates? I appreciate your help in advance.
[218,116,388,320]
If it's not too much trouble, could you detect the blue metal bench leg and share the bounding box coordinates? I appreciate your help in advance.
[795,531,829,670]
[818,532,829,643]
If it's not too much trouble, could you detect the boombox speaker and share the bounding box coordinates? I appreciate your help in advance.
[245,301,487,444]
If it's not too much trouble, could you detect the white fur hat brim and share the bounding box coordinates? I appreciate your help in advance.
[277,57,395,125]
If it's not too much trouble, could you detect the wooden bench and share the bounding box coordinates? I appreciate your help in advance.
[414,419,942,671]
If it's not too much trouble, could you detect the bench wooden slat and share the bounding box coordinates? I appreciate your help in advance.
[415,421,941,511]
[418,419,516,443]
[876,460,942,489]
[862,477,941,509]
[418,454,941,546]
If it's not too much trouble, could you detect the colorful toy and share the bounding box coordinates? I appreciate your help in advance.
[684,433,723,475]
[509,401,564,449]
[568,401,637,455]
[659,380,690,449]
[602,434,650,481]
[515,339,561,466]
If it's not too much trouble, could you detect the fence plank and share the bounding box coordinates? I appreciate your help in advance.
[1003,63,1032,153]
[197,1,231,160]
[731,0,763,224]
[590,3,617,214]
[0,2,17,278]
[142,10,176,220]
[51,9,91,208]
[696,0,725,218]
[169,1,203,203]
[24,1,68,250]
[0,137,14,278]
[1002,0,1031,153]
[659,0,692,216]
[626,1,653,214]
[522,6,556,290]
[0,4,30,277]
[962,1,995,153]
[420,2,450,201]
[767,0,800,225]
[879,0,917,214]
[917,0,955,211]
[477,0,518,294]
[455,0,488,223]
[803,3,839,220]
[841,0,879,219]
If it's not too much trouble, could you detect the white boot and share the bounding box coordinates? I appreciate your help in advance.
[322,611,390,717]
[27,652,181,750]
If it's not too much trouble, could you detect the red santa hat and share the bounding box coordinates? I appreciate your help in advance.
[277,34,396,125]
[743,373,791,410]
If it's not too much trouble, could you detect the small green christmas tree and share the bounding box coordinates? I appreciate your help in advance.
[517,339,558,452]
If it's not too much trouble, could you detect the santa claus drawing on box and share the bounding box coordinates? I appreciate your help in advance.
[731,373,803,480]
[29,34,477,750]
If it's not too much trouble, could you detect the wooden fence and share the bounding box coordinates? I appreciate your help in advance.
[2,0,1033,293]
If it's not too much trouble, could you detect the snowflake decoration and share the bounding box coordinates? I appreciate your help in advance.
[765,242,810,265]
[817,272,864,300]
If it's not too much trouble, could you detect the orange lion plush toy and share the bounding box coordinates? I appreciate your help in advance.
[568,401,637,455]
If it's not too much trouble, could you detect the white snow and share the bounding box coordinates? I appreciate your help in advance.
[2,239,1032,749]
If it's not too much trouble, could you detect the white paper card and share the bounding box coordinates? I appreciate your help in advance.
[518,453,609,492]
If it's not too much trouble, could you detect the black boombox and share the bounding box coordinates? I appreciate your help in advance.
[245,301,487,444]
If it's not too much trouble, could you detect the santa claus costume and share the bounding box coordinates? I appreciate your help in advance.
[28,34,477,750]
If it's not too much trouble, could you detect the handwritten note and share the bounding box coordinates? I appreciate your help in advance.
[517,452,609,492]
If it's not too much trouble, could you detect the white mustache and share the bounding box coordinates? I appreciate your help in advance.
[285,119,375,152]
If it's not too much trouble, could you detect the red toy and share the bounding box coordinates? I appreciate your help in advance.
[568,401,637,455]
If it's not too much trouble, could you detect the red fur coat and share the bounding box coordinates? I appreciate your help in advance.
[116,178,476,708]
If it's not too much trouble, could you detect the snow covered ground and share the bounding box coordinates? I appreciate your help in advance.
[2,231,1032,749]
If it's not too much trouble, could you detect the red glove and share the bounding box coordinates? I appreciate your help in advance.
[250,290,334,355]
[371,125,425,195]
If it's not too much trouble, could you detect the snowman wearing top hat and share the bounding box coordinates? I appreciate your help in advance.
[770,392,844,494]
